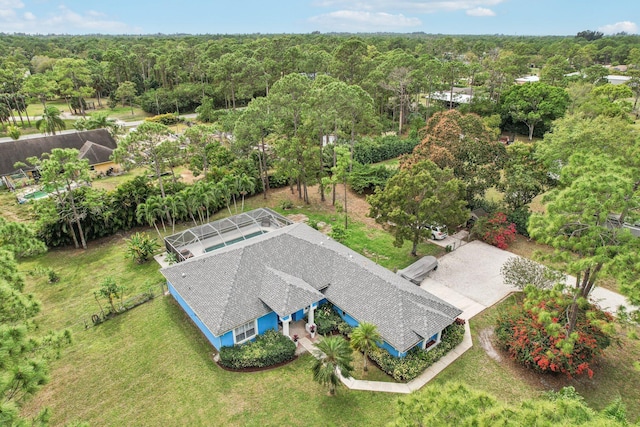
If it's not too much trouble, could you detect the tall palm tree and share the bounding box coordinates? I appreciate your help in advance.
[216,180,233,215]
[201,181,221,223]
[312,336,354,396]
[237,173,256,212]
[36,105,66,135]
[145,195,167,233]
[350,322,382,373]
[222,175,240,213]
[164,194,187,233]
[136,201,161,239]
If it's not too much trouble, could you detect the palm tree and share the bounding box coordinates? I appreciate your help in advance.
[216,180,233,215]
[145,195,167,233]
[312,336,354,396]
[237,173,256,212]
[222,175,240,213]
[180,187,202,226]
[136,201,162,239]
[350,322,382,373]
[36,105,66,135]
[164,194,187,233]
[201,181,221,222]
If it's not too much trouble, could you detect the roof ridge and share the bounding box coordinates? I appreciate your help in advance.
[210,247,246,332]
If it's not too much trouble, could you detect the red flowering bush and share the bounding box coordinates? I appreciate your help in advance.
[472,211,517,249]
[495,286,612,378]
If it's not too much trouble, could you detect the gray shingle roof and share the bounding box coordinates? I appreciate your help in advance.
[0,129,117,176]
[161,222,462,353]
[77,140,114,164]
[259,267,325,317]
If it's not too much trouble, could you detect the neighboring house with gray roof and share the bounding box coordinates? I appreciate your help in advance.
[0,129,118,188]
[161,210,462,357]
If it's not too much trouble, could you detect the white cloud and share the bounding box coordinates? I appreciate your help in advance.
[312,0,505,14]
[0,0,24,8]
[598,21,638,35]
[0,3,140,34]
[309,10,421,31]
[466,7,495,17]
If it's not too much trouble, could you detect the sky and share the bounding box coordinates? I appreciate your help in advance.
[0,0,638,36]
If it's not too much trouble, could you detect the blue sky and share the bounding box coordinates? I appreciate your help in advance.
[1,0,638,36]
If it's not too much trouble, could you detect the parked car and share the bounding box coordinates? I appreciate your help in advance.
[428,224,448,240]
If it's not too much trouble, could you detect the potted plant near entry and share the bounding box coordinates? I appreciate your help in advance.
[309,324,316,339]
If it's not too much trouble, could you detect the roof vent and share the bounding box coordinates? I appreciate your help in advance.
[181,273,186,278]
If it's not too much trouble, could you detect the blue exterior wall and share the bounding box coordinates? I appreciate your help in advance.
[168,282,222,349]
[332,304,359,327]
[332,303,413,358]
[381,340,404,358]
[169,282,278,350]
[291,308,305,322]
[258,312,278,334]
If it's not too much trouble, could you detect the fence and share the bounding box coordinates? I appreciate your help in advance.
[53,281,169,334]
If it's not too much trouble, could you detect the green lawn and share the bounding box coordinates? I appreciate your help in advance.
[21,298,398,426]
[13,188,640,425]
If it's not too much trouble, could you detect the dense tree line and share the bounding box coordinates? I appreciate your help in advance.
[2,32,640,131]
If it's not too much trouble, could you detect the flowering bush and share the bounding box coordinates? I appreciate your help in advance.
[495,287,612,378]
[472,211,517,249]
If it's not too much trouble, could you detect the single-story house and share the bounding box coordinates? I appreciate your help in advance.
[160,209,462,358]
[0,129,118,189]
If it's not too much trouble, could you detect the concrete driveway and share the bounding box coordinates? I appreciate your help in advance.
[421,240,518,319]
[421,240,636,319]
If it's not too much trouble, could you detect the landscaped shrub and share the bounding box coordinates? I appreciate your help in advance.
[125,232,160,264]
[314,303,341,335]
[145,113,182,126]
[349,162,396,194]
[472,211,517,249]
[218,329,296,369]
[353,135,419,165]
[495,286,613,378]
[507,206,531,237]
[368,322,465,382]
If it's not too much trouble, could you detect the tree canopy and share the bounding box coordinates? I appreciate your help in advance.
[368,160,468,256]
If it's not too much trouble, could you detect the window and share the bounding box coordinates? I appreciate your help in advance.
[234,320,257,344]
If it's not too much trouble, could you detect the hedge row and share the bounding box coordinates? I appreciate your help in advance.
[368,321,465,382]
[218,329,296,369]
[353,135,419,165]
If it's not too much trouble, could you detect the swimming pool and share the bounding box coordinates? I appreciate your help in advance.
[204,230,266,252]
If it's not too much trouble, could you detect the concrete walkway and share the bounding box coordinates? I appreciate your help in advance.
[299,322,473,394]
[297,239,637,394]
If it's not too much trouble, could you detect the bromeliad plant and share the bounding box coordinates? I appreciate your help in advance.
[495,285,614,378]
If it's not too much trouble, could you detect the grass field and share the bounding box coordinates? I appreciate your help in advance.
[8,178,640,425]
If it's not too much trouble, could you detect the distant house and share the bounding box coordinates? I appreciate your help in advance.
[161,209,462,358]
[428,88,473,107]
[515,75,540,84]
[605,75,631,85]
[0,129,118,188]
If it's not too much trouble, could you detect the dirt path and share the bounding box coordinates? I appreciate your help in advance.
[478,328,502,362]
[264,183,379,229]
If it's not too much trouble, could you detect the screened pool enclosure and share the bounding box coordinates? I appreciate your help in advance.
[164,208,293,262]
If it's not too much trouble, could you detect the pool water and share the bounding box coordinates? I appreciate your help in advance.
[23,190,49,200]
[204,230,266,252]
